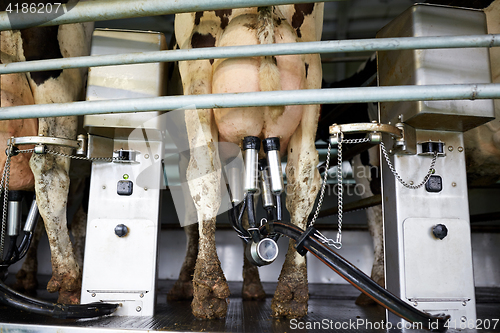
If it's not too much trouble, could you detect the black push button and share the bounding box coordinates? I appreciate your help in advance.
[425,175,442,193]
[115,224,128,237]
[433,224,448,240]
[117,180,133,196]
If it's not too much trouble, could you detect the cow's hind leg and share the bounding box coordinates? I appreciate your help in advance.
[185,108,229,319]
[271,106,321,318]
[168,223,199,301]
[30,117,81,304]
[168,152,199,301]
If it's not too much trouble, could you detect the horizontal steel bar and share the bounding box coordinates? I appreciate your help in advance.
[0,84,498,121]
[0,0,343,31]
[1,34,499,75]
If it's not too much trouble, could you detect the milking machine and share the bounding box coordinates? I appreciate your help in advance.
[316,3,491,330]
[0,158,118,318]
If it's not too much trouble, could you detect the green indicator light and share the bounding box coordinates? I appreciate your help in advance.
[123,174,129,180]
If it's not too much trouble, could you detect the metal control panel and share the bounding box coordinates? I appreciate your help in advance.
[81,29,167,316]
[377,4,492,327]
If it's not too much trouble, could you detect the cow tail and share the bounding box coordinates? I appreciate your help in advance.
[257,7,284,116]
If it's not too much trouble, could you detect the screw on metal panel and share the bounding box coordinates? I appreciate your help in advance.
[452,182,457,187]
[458,147,464,152]
[462,301,467,306]
[461,316,467,322]
[154,154,159,159]
[140,293,144,298]
[144,187,148,191]
[144,154,149,159]
[136,306,142,312]
[409,181,414,186]
[448,146,453,152]
[413,301,418,306]
[102,185,106,190]
[92,293,96,297]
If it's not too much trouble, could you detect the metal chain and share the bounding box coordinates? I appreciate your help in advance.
[0,145,13,260]
[311,133,370,250]
[380,141,437,189]
[46,149,113,162]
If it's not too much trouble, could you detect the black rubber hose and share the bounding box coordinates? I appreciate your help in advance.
[15,232,33,262]
[0,279,118,319]
[275,194,282,222]
[270,221,449,332]
[228,205,250,243]
[3,236,17,264]
[246,193,261,243]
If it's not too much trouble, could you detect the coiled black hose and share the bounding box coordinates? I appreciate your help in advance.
[269,221,449,332]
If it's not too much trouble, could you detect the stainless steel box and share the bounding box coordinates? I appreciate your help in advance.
[377,4,495,131]
[84,29,167,139]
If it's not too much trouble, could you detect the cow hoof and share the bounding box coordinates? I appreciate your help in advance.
[13,269,38,294]
[47,273,82,304]
[191,279,230,319]
[355,292,376,306]
[355,277,384,306]
[167,280,194,301]
[271,282,308,318]
[242,281,266,300]
[58,289,81,304]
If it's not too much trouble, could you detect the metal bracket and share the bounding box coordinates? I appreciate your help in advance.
[7,135,88,156]
[329,121,418,155]
[8,136,81,149]
[329,122,403,139]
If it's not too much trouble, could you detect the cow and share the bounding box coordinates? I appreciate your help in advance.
[172,4,324,319]
[0,17,93,304]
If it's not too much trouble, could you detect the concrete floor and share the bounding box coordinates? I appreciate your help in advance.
[0,277,499,333]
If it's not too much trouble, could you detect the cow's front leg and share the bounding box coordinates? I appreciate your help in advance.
[271,106,320,318]
[30,116,81,304]
[185,108,229,319]
[241,214,266,300]
[352,148,385,306]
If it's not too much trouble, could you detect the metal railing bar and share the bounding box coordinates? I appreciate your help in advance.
[0,0,344,31]
[0,83,498,120]
[0,34,498,75]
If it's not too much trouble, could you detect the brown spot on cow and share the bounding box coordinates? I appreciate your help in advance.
[292,3,315,38]
[195,11,204,25]
[191,32,216,49]
[215,9,232,29]
[20,26,63,85]
[244,22,258,30]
